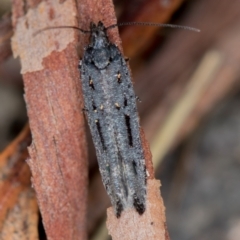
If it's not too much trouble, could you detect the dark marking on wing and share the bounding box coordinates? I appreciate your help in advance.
[125,114,133,147]
[95,119,106,150]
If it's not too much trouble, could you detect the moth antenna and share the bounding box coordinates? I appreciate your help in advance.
[107,22,200,33]
[33,26,90,37]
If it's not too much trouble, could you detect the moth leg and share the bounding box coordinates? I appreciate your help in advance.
[135,95,141,102]
[82,107,88,112]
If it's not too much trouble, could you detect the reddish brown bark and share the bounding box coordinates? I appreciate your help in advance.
[11,0,88,239]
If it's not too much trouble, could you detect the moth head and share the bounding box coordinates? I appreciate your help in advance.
[89,21,109,49]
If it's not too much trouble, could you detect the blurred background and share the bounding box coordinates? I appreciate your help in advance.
[1,0,240,239]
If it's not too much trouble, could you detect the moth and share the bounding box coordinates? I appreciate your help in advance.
[79,22,146,217]
[35,20,199,217]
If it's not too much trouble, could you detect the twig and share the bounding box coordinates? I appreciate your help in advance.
[0,124,38,239]
[0,12,13,63]
[11,0,88,239]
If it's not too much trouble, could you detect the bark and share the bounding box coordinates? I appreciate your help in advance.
[11,0,88,239]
